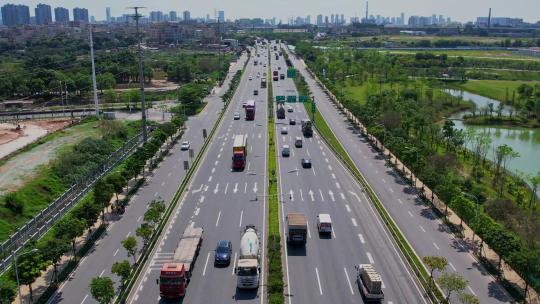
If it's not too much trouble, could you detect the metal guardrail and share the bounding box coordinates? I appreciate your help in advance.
[0,131,146,274]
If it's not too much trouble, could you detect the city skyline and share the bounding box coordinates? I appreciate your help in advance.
[0,0,538,23]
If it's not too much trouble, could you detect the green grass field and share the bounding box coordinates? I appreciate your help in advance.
[458,79,540,101]
[385,49,540,61]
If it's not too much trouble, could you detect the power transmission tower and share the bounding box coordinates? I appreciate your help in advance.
[89,26,99,118]
[128,6,148,142]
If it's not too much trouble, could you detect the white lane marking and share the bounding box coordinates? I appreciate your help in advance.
[247,162,251,171]
[344,268,354,295]
[192,184,204,194]
[224,183,229,194]
[335,182,341,189]
[216,211,222,227]
[433,242,440,250]
[168,172,172,177]
[217,153,221,158]
[382,178,386,183]
[213,183,220,194]
[253,182,258,193]
[208,175,213,182]
[199,195,205,203]
[215,160,219,166]
[161,181,165,186]
[219,147,223,153]
[324,157,329,163]
[154,192,159,197]
[306,148,311,157]
[300,189,304,201]
[232,252,238,275]
[408,211,414,217]
[308,189,315,202]
[113,249,119,257]
[419,225,426,233]
[319,189,325,201]
[349,191,361,202]
[212,167,216,173]
[331,173,336,179]
[315,267,323,295]
[126,231,131,237]
[194,207,200,216]
[468,286,477,296]
[351,218,358,227]
[81,294,88,304]
[307,220,312,239]
[99,269,105,277]
[328,165,333,171]
[398,199,403,205]
[389,188,394,193]
[239,210,244,227]
[449,262,457,271]
[382,280,386,289]
[137,216,142,222]
[312,167,317,176]
[244,182,248,193]
[233,182,239,193]
[322,151,326,157]
[340,192,346,200]
[367,252,375,264]
[202,252,211,276]
[345,204,351,213]
[328,190,335,202]
[358,233,366,244]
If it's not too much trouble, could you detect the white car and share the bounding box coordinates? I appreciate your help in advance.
[249,76,253,80]
[317,214,332,234]
[180,141,190,151]
[233,112,240,120]
[280,127,288,134]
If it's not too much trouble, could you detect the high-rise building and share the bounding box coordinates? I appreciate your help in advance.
[341,14,345,25]
[218,10,224,23]
[183,10,191,21]
[73,7,89,23]
[170,11,177,22]
[35,4,52,25]
[149,11,163,22]
[400,13,405,25]
[324,15,329,25]
[54,7,69,23]
[330,14,334,24]
[316,14,323,26]
[1,4,30,27]
[106,7,111,22]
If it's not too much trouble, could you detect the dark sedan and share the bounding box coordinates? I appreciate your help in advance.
[214,240,232,266]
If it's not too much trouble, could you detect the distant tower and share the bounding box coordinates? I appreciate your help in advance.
[365,1,369,23]
[487,8,492,31]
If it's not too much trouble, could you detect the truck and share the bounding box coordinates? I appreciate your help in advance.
[273,70,279,81]
[260,78,267,88]
[245,99,256,120]
[355,264,384,302]
[286,213,307,245]
[159,226,204,299]
[276,105,285,119]
[232,134,248,171]
[235,225,260,289]
[301,119,313,137]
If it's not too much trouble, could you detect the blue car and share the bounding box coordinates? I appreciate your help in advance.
[214,240,232,266]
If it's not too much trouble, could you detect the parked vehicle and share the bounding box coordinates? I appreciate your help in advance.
[158,226,203,299]
[232,135,248,171]
[235,225,260,289]
[286,213,307,245]
[355,264,384,301]
[214,240,232,266]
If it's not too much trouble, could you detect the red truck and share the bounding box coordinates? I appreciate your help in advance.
[273,70,279,81]
[159,226,203,299]
[232,134,248,171]
[245,99,256,120]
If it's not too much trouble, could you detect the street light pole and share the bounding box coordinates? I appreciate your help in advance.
[129,7,148,143]
[14,248,38,304]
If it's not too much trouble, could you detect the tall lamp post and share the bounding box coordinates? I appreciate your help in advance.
[14,248,38,304]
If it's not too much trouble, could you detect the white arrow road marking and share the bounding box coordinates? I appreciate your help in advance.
[328,190,335,202]
[289,190,294,201]
[253,182,258,193]
[348,191,361,202]
[319,189,325,201]
[308,189,315,201]
[244,182,248,193]
[233,183,239,194]
[213,183,220,194]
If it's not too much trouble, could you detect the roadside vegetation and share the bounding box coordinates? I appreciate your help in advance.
[295,41,540,297]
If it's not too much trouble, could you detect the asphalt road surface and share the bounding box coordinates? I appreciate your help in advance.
[271,43,427,304]
[286,44,512,303]
[127,46,268,304]
[48,53,249,304]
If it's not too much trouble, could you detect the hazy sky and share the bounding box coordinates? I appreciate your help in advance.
[7,0,540,23]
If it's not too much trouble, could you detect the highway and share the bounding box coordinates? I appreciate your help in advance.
[271,43,427,304]
[48,53,249,304]
[128,45,268,304]
[286,45,513,303]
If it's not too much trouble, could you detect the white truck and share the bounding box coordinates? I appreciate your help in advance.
[235,225,260,289]
[316,213,332,234]
[355,264,384,302]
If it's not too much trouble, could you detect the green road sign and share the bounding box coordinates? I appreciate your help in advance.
[287,68,297,78]
[299,95,308,103]
[276,95,286,102]
[287,95,297,103]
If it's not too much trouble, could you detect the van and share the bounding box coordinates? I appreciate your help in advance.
[316,214,332,234]
[295,137,303,148]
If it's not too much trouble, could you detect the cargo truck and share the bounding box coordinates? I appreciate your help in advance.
[245,99,256,120]
[355,264,384,302]
[260,78,267,88]
[232,134,248,171]
[158,226,204,299]
[235,225,260,289]
[286,213,307,245]
[301,119,313,137]
[273,70,279,81]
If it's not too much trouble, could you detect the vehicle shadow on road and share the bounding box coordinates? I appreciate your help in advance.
[286,244,307,257]
[233,288,258,300]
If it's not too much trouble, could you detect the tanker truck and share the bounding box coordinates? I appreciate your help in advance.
[235,225,260,289]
